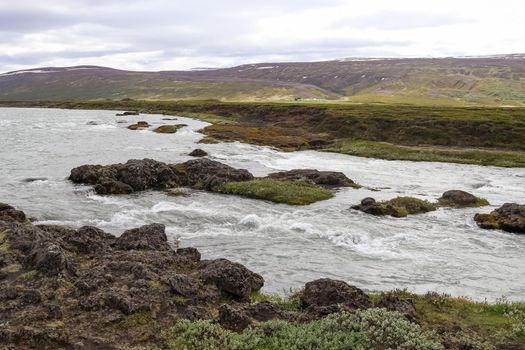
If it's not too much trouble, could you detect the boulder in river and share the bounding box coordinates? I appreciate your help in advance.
[352,196,437,217]
[266,169,359,188]
[189,148,208,157]
[69,158,254,194]
[116,111,139,116]
[127,121,150,130]
[153,124,187,134]
[474,203,525,234]
[438,190,489,208]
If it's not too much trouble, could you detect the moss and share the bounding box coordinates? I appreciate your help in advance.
[250,290,303,312]
[354,197,436,217]
[214,179,333,205]
[117,310,153,329]
[21,270,38,280]
[0,229,9,252]
[437,197,490,208]
[1,263,22,273]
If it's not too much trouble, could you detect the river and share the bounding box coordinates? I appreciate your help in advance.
[1,107,524,300]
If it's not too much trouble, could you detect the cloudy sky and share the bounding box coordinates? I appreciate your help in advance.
[0,0,524,72]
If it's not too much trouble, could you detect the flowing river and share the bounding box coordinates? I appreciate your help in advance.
[1,107,524,300]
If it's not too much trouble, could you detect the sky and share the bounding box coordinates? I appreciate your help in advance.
[0,0,524,73]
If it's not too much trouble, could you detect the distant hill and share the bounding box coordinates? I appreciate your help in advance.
[2,55,525,105]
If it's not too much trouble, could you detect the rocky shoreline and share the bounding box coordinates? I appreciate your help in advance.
[1,203,524,349]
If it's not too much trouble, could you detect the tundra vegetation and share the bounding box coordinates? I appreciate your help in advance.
[3,99,525,167]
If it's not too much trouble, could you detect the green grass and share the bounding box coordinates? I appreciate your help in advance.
[214,179,333,205]
[326,139,525,167]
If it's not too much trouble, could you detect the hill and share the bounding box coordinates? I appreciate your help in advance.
[1,55,525,105]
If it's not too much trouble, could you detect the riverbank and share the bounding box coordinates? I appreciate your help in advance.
[2,99,525,167]
[0,203,524,350]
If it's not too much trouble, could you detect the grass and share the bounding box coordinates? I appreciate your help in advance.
[326,139,525,167]
[214,179,333,205]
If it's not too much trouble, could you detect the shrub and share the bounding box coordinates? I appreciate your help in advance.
[160,309,444,350]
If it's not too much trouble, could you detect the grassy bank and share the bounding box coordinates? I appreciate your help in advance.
[136,290,525,350]
[2,99,525,167]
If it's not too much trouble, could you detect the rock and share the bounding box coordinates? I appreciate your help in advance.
[301,278,371,312]
[115,159,177,191]
[218,304,251,331]
[64,226,115,254]
[189,149,208,157]
[69,158,254,195]
[94,180,134,195]
[361,197,376,206]
[26,241,74,277]
[127,121,150,130]
[474,203,525,234]
[153,124,187,134]
[115,223,171,251]
[0,203,26,223]
[169,274,202,297]
[246,301,283,322]
[162,117,178,121]
[22,177,48,183]
[438,190,489,207]
[116,111,139,116]
[352,196,436,218]
[200,259,264,299]
[266,169,358,188]
[375,293,416,321]
[116,120,128,123]
[86,121,100,125]
[173,158,254,190]
[177,247,201,262]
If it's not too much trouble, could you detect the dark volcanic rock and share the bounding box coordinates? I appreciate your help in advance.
[0,204,269,349]
[375,293,416,321]
[64,226,115,254]
[266,169,358,188]
[188,148,208,157]
[301,278,371,313]
[218,304,251,331]
[172,158,254,190]
[0,203,27,223]
[26,241,74,277]
[200,258,264,299]
[69,158,254,194]
[116,111,139,116]
[438,190,488,208]
[115,223,171,251]
[474,203,525,233]
[176,247,201,262]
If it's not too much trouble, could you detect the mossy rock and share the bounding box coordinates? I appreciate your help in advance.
[153,124,187,134]
[127,121,150,130]
[437,190,489,208]
[214,179,333,205]
[352,197,436,218]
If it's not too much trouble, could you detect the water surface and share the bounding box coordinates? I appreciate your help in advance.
[1,107,524,300]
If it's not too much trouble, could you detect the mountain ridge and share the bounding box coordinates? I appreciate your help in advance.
[2,55,525,105]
